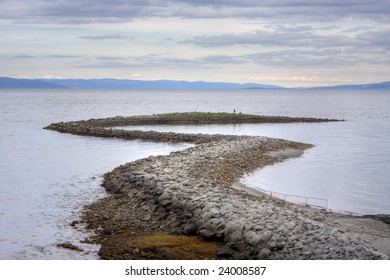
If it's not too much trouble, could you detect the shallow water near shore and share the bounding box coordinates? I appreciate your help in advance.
[1,88,390,259]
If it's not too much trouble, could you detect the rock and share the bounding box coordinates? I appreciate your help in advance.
[258,230,272,243]
[203,219,222,233]
[182,223,198,234]
[159,199,171,207]
[224,220,244,235]
[57,242,83,252]
[267,241,278,250]
[363,214,390,225]
[224,231,244,244]
[198,229,216,239]
[201,208,220,221]
[132,248,140,255]
[70,220,80,227]
[306,223,314,231]
[258,248,272,259]
[232,252,247,260]
[245,231,264,247]
[225,242,238,249]
[286,221,296,229]
[266,223,274,230]
[217,246,235,258]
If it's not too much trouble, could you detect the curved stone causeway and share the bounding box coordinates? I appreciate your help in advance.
[45,112,388,260]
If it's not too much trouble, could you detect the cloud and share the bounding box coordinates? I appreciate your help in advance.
[43,74,63,79]
[200,55,249,64]
[96,56,125,61]
[2,1,389,86]
[2,0,389,24]
[183,23,390,67]
[184,29,307,47]
[69,34,389,71]
[250,76,319,82]
[358,29,390,51]
[15,55,35,58]
[76,61,136,69]
[79,34,132,40]
[183,26,384,49]
[204,48,386,69]
[45,54,79,58]
[15,54,79,59]
[70,46,379,72]
[244,49,361,68]
[74,53,222,70]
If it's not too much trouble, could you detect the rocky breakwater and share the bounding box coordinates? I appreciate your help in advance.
[45,112,387,259]
[44,112,341,144]
[101,136,386,260]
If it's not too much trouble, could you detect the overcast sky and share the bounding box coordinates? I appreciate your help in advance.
[1,0,389,87]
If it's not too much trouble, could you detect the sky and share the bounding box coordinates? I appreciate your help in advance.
[0,0,389,87]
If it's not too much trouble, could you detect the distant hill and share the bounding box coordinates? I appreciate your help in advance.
[0,77,281,90]
[44,78,283,90]
[0,77,67,89]
[1,77,389,90]
[313,81,390,90]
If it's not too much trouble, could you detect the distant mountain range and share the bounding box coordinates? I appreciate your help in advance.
[0,77,67,89]
[1,77,389,90]
[0,77,281,90]
[312,81,390,90]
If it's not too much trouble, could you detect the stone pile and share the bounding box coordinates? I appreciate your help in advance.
[44,112,341,144]
[45,113,386,259]
[102,137,386,259]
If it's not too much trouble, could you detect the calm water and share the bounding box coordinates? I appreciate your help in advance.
[1,89,389,259]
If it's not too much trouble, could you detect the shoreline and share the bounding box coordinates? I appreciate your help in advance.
[45,112,388,259]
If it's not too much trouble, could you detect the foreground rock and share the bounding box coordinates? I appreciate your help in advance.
[46,112,387,259]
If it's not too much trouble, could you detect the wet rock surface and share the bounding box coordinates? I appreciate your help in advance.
[46,112,388,260]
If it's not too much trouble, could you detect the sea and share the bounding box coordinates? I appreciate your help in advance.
[0,89,389,259]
